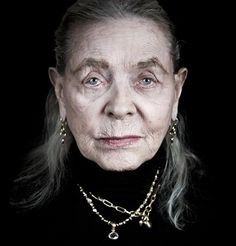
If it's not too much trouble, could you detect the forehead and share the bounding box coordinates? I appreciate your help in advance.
[68,17,172,72]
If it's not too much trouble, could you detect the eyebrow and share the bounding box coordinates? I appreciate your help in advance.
[71,58,109,75]
[136,57,168,74]
[71,56,168,75]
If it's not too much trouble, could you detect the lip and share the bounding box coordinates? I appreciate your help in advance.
[97,135,143,148]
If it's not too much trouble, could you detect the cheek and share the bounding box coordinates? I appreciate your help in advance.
[63,89,94,135]
[143,96,174,147]
[144,97,174,128]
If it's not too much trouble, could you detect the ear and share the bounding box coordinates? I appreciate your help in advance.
[172,67,188,120]
[48,67,66,120]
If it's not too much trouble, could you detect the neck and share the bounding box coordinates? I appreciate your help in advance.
[68,142,165,208]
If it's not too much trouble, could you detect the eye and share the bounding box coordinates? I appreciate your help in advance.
[84,77,101,87]
[137,77,158,88]
[141,78,155,86]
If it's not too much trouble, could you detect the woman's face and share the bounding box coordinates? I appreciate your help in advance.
[50,17,187,171]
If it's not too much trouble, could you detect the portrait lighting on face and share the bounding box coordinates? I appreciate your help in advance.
[9,1,202,244]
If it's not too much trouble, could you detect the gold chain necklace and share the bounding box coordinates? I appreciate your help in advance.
[77,169,160,240]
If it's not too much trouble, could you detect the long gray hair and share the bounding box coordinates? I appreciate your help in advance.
[11,0,198,230]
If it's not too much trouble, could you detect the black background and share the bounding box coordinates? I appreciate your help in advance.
[3,0,230,243]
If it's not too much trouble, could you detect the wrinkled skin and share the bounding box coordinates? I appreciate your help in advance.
[49,17,187,171]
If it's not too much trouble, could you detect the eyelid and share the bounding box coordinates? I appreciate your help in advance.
[140,78,156,86]
[139,72,159,82]
[133,72,161,89]
[82,71,108,88]
[84,77,101,86]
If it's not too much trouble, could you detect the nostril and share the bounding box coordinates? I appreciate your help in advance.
[104,90,136,119]
[106,110,134,120]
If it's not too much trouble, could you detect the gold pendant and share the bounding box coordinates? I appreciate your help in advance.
[144,220,152,228]
[108,224,119,240]
[139,217,152,228]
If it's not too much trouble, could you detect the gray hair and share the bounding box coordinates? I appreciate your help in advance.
[11,0,198,230]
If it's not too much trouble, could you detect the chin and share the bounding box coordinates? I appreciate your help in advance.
[98,163,143,172]
[94,155,145,172]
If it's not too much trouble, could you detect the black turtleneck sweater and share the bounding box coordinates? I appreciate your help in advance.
[6,143,212,246]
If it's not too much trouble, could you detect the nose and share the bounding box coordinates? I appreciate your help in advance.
[104,85,136,120]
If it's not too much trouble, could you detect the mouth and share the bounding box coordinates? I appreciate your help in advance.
[96,135,143,148]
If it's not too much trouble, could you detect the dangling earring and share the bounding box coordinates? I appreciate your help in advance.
[169,118,178,144]
[60,118,67,144]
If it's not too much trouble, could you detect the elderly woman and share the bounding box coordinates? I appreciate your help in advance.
[10,0,199,244]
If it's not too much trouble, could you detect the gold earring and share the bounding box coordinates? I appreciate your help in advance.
[60,118,67,144]
[169,118,178,144]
